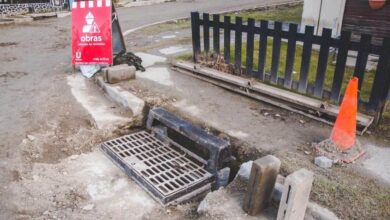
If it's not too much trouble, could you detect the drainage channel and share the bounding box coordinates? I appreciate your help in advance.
[101,108,233,206]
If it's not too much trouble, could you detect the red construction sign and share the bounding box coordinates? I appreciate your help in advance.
[72,0,113,65]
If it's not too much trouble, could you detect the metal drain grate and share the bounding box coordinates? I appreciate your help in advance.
[101,131,213,205]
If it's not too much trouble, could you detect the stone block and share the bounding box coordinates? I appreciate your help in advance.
[314,156,333,168]
[277,168,314,220]
[103,64,136,84]
[243,155,281,216]
[216,167,230,189]
[235,160,253,180]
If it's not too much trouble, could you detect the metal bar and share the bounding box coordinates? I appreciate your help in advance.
[313,28,332,98]
[213,14,220,54]
[354,34,371,92]
[246,18,255,76]
[234,17,243,73]
[330,31,351,103]
[283,23,298,89]
[203,13,210,54]
[298,26,314,93]
[191,12,201,62]
[257,20,268,81]
[270,21,282,84]
[224,16,231,64]
[369,38,390,117]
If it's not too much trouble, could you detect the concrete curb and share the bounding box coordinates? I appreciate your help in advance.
[95,76,146,125]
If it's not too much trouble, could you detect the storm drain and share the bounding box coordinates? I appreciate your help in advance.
[101,131,214,205]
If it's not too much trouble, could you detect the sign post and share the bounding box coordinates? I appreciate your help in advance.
[72,0,113,66]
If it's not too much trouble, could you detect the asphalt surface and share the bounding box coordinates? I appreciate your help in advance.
[117,0,300,31]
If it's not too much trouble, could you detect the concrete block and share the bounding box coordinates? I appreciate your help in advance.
[103,64,136,84]
[234,160,253,180]
[216,167,230,189]
[243,155,281,216]
[314,156,333,168]
[277,168,314,220]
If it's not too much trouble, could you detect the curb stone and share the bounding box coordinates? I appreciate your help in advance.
[95,76,145,125]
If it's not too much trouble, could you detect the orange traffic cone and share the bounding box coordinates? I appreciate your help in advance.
[331,77,358,151]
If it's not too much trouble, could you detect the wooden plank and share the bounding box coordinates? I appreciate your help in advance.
[213,14,220,54]
[270,22,282,84]
[354,34,371,92]
[369,38,390,112]
[246,18,255,76]
[224,16,231,64]
[203,13,210,54]
[257,20,268,80]
[191,12,201,62]
[298,26,314,93]
[330,31,351,102]
[235,17,243,73]
[283,23,298,89]
[313,28,332,98]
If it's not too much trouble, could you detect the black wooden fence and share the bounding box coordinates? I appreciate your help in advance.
[190,12,390,118]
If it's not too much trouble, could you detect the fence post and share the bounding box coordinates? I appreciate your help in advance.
[246,18,255,76]
[191,12,201,63]
[224,16,231,64]
[270,21,282,84]
[298,26,315,94]
[234,17,243,73]
[354,34,372,92]
[283,23,298,89]
[257,20,268,81]
[203,13,210,55]
[369,37,390,122]
[313,28,332,98]
[213,14,220,54]
[330,31,351,103]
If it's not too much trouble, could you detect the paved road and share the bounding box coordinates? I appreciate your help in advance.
[117,0,300,31]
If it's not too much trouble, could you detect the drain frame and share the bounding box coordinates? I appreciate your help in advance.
[101,131,214,206]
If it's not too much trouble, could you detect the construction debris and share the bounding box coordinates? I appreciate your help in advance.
[114,51,145,72]
[102,64,136,84]
[198,53,237,75]
[277,169,314,220]
[235,161,253,180]
[243,155,281,216]
[313,139,366,164]
[314,156,333,168]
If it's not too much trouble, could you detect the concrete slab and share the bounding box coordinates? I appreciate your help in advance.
[277,169,314,220]
[6,150,159,219]
[362,144,390,184]
[243,155,281,215]
[67,75,132,130]
[134,52,166,68]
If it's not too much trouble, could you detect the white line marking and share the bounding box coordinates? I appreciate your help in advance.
[88,1,94,8]
[80,1,85,8]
